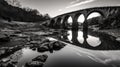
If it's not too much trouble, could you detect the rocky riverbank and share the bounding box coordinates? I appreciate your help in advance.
[0,19,67,67]
[0,39,66,67]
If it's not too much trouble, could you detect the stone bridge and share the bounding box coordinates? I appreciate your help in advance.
[45,6,120,30]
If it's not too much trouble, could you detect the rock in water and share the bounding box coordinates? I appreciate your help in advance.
[52,41,66,50]
[0,34,10,42]
[6,63,15,67]
[25,61,43,67]
[32,54,48,62]
[25,54,48,67]
[37,46,49,52]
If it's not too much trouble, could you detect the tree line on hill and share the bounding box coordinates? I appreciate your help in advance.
[0,0,50,22]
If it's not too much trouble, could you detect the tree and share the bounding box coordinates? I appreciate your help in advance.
[0,0,51,22]
[44,14,50,20]
[5,0,21,7]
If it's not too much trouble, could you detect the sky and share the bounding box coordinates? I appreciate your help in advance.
[19,0,120,17]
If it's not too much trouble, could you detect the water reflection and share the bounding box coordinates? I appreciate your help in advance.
[2,45,114,67]
[17,48,41,67]
[1,35,120,67]
[10,50,23,62]
[67,30,72,42]
[61,29,120,50]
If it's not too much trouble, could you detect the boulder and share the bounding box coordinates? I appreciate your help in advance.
[25,54,48,67]
[32,54,48,62]
[37,46,49,52]
[6,63,15,67]
[0,63,6,67]
[40,39,50,44]
[116,37,120,42]
[11,60,18,64]
[40,42,53,53]
[31,47,36,51]
[52,41,66,50]
[0,34,10,42]
[0,49,6,55]
[1,58,10,63]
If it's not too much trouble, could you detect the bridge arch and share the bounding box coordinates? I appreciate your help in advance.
[68,16,73,25]
[74,13,85,25]
[55,17,62,28]
[62,15,73,29]
[87,10,105,19]
[49,19,55,28]
[86,11,104,26]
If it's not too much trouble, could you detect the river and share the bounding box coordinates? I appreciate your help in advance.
[1,29,120,67]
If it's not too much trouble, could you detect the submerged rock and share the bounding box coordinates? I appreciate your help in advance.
[6,63,15,67]
[11,60,18,64]
[37,40,66,52]
[25,61,43,67]
[25,54,48,67]
[0,64,6,67]
[0,34,10,42]
[0,62,15,67]
[116,37,120,42]
[1,58,10,63]
[37,46,49,52]
[0,49,6,55]
[32,54,48,62]
[51,41,66,50]
[40,39,50,44]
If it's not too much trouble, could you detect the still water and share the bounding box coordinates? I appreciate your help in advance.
[2,30,120,67]
[60,29,120,50]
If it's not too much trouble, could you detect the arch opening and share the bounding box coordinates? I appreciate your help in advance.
[62,15,73,29]
[55,17,62,28]
[87,12,103,28]
[87,12,102,20]
[56,18,62,25]
[57,18,62,22]
[77,14,85,25]
[49,19,55,28]
[67,16,73,26]
[73,13,85,29]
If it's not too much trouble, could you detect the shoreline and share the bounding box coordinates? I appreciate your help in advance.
[89,27,120,42]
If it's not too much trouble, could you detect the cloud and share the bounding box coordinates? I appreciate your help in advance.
[58,9,63,11]
[66,0,95,9]
[70,0,80,4]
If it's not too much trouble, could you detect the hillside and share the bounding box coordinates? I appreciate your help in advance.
[0,0,50,22]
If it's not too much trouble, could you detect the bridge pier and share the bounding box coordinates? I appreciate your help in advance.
[48,19,55,28]
[83,19,88,33]
[72,17,79,30]
[62,20,68,29]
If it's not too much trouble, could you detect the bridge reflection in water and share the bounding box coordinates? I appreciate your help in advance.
[2,30,120,67]
[60,29,120,50]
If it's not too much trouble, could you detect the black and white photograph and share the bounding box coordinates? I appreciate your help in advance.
[0,0,120,67]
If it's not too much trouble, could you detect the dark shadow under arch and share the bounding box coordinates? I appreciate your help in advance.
[55,17,62,29]
[74,13,84,21]
[74,13,85,24]
[49,19,55,28]
[62,15,72,29]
